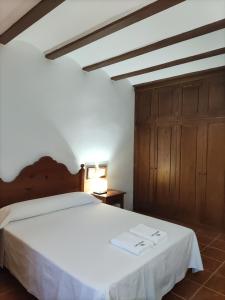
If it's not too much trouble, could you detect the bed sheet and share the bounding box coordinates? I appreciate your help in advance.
[3,202,203,300]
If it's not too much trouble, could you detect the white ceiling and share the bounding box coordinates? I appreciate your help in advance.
[129,54,225,85]
[15,0,154,52]
[104,29,225,77]
[2,0,225,85]
[68,0,225,66]
[0,0,41,34]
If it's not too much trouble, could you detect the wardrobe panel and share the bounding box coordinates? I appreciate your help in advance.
[134,126,151,211]
[181,80,208,116]
[182,85,199,115]
[135,90,153,124]
[155,126,175,215]
[178,125,200,220]
[208,75,225,115]
[157,86,179,120]
[203,122,225,228]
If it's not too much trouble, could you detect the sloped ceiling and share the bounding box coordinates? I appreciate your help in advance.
[0,0,225,85]
[0,0,41,34]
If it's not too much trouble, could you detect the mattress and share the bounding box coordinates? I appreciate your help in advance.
[2,201,203,300]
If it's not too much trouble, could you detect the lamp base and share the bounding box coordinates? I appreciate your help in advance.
[93,191,107,195]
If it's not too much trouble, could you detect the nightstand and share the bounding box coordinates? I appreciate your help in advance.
[92,189,125,208]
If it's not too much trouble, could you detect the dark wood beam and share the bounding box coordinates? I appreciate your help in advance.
[111,47,225,80]
[0,0,65,44]
[134,66,225,89]
[83,18,225,71]
[45,0,185,60]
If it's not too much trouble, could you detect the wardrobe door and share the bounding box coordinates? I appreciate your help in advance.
[181,80,208,117]
[208,75,225,116]
[153,125,177,217]
[157,85,180,121]
[200,73,225,229]
[176,123,203,222]
[134,69,225,229]
[134,125,154,211]
[201,121,225,229]
[135,90,153,124]
[177,80,208,222]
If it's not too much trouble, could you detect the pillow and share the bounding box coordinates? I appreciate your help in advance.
[0,192,100,229]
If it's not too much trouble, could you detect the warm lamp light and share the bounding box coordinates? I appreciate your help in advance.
[92,177,108,194]
[90,164,108,194]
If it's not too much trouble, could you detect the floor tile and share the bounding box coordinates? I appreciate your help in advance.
[202,255,222,272]
[205,273,225,295]
[203,247,225,262]
[197,227,220,240]
[187,269,211,284]
[217,264,225,277]
[218,234,225,242]
[199,243,207,252]
[163,291,184,299]
[211,239,225,252]
[172,278,201,299]
[191,287,225,300]
[196,232,214,245]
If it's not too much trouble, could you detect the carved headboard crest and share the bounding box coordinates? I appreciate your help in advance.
[0,156,85,208]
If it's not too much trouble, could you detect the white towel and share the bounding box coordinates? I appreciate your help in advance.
[110,232,153,255]
[130,224,167,246]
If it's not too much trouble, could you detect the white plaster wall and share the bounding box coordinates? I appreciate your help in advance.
[0,41,134,209]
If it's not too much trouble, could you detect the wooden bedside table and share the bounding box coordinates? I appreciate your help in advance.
[92,189,125,208]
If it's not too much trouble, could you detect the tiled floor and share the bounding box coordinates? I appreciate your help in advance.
[163,222,225,300]
[1,221,225,300]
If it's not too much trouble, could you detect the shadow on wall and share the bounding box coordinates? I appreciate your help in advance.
[108,126,134,210]
[0,41,134,209]
[0,107,79,181]
[0,41,81,180]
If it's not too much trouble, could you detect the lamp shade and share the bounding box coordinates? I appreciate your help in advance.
[92,177,108,194]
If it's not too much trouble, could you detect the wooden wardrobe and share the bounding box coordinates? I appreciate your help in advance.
[134,67,225,230]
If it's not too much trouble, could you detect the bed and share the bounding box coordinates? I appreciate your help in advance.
[0,157,203,300]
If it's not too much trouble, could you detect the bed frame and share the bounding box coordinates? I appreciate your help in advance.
[0,156,85,208]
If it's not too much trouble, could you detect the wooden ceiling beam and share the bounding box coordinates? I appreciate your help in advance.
[45,0,185,60]
[134,66,225,89]
[83,18,225,72]
[111,47,225,80]
[0,0,65,44]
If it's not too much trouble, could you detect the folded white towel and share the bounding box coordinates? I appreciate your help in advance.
[110,232,153,255]
[130,224,167,246]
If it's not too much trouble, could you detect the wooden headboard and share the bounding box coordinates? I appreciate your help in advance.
[0,156,85,208]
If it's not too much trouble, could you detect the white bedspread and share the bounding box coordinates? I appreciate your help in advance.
[2,202,203,300]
